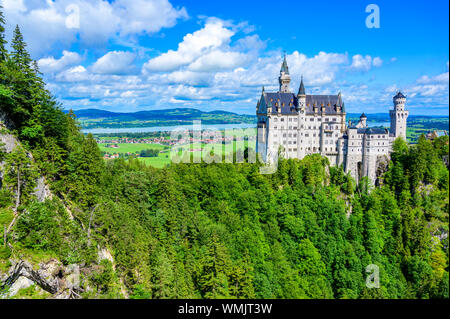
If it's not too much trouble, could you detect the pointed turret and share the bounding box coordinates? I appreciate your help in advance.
[278,53,291,93]
[298,76,305,95]
[280,53,289,74]
[337,91,342,106]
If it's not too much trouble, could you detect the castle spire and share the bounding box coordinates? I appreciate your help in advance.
[280,52,289,74]
[298,75,305,95]
[278,52,291,93]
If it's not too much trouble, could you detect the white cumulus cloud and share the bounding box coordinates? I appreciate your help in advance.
[38,50,83,73]
[143,19,236,72]
[349,54,382,72]
[0,0,187,55]
[92,51,136,75]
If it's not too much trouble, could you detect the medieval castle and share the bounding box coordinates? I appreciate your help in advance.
[256,55,409,184]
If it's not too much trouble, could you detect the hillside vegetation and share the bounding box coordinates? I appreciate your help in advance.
[70,108,256,129]
[0,11,449,299]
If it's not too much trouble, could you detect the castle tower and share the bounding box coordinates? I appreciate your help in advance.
[360,113,367,127]
[389,92,409,139]
[297,76,306,110]
[279,54,291,93]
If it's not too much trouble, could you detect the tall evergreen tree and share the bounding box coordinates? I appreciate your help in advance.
[0,5,7,62]
[11,25,32,70]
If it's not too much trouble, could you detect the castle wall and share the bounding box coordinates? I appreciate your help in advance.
[255,59,407,185]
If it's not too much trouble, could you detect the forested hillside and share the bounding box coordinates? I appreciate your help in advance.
[68,108,256,129]
[0,11,449,299]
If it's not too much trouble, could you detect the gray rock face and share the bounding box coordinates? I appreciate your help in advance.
[34,176,53,202]
[0,130,18,153]
[1,259,83,299]
[3,260,61,295]
[0,128,53,202]
[7,276,34,297]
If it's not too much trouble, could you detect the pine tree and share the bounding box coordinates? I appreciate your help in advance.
[11,25,32,70]
[0,5,7,62]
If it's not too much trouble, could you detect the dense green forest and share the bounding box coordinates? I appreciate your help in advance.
[0,11,449,299]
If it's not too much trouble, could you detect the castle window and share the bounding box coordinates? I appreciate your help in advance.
[281,118,284,122]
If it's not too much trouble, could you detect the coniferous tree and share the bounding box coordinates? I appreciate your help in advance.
[0,5,7,62]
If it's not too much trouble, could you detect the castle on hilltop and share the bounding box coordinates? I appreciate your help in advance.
[256,55,409,184]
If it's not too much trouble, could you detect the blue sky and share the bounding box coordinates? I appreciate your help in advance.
[1,0,448,115]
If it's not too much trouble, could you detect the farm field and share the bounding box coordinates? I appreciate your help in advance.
[98,139,257,168]
[98,143,167,154]
[138,154,171,168]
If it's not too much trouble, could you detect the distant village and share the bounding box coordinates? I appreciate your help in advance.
[96,129,257,160]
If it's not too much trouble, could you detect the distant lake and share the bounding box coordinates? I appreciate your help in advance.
[368,122,390,127]
[82,123,257,134]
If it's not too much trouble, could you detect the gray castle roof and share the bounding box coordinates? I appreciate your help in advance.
[298,77,305,95]
[263,92,343,115]
[394,91,406,99]
[355,127,388,134]
[280,55,289,74]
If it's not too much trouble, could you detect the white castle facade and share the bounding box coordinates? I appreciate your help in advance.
[256,56,409,184]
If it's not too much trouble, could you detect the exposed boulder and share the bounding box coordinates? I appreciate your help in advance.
[1,259,83,299]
